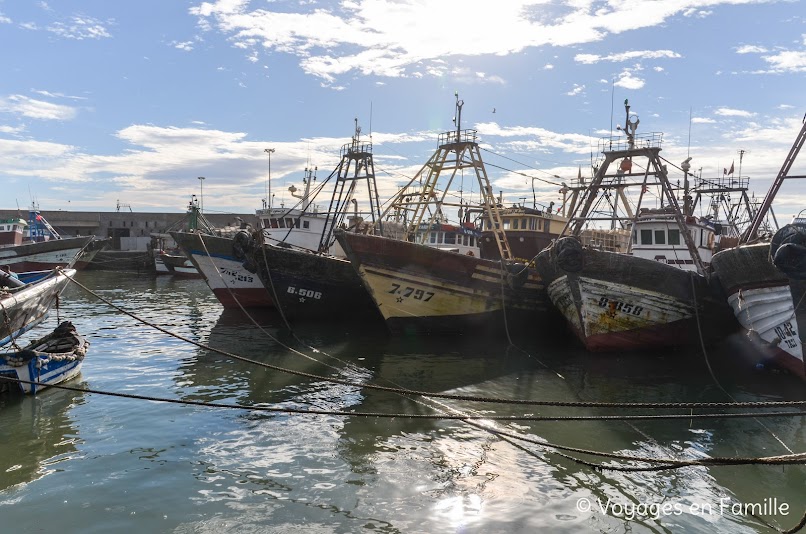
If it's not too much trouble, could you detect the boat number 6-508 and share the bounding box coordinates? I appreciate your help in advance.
[598,297,643,316]
[287,286,322,299]
[388,283,434,301]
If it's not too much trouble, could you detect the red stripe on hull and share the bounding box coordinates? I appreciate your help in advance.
[575,318,695,352]
[212,288,275,309]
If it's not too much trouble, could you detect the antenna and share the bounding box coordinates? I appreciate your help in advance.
[687,107,692,159]
[369,101,373,142]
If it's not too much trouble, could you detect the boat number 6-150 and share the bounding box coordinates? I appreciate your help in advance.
[598,297,643,316]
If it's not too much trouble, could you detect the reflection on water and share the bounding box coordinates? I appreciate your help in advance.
[0,270,803,532]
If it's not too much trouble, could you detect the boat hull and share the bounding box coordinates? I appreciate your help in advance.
[0,322,88,394]
[171,232,274,309]
[250,243,381,323]
[336,231,549,336]
[0,268,76,347]
[536,238,735,352]
[0,236,93,271]
[711,243,806,379]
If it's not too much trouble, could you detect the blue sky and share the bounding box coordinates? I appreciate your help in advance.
[1,0,804,220]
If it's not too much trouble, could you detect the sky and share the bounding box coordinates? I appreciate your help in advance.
[1,0,805,222]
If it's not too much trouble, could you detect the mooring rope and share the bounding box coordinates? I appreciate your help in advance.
[690,271,794,454]
[60,273,806,410]
[57,273,806,532]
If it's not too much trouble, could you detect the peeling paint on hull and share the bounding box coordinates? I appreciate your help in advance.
[337,231,548,335]
[537,241,735,352]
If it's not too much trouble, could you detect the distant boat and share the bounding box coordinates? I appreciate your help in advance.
[710,118,806,379]
[0,321,89,394]
[0,268,76,347]
[535,100,736,352]
[158,251,202,278]
[0,208,101,271]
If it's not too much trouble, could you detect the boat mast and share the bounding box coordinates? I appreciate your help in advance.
[561,99,706,274]
[742,118,806,243]
[375,93,512,260]
[318,119,383,252]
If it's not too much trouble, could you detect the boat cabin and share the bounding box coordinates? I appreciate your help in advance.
[630,208,720,270]
[417,222,481,256]
[0,218,27,247]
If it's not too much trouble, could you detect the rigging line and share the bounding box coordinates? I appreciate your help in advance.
[479,146,579,179]
[690,271,794,455]
[482,160,564,188]
[56,276,806,408]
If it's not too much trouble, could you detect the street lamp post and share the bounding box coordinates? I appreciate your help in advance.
[264,148,275,210]
[198,176,205,213]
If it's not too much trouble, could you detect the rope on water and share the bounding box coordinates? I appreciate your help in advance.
[691,271,794,454]
[1,374,804,470]
[63,271,806,410]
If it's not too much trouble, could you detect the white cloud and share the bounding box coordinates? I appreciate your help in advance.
[762,50,806,72]
[566,84,585,96]
[692,117,716,124]
[172,40,195,51]
[575,50,681,64]
[614,70,644,90]
[0,13,11,24]
[48,15,112,39]
[544,63,554,70]
[736,44,768,54]
[187,0,716,84]
[0,94,78,120]
[714,107,755,118]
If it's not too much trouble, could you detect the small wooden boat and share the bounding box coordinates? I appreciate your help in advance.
[0,321,89,394]
[0,267,75,347]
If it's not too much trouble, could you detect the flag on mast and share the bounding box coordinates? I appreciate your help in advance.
[727,161,735,175]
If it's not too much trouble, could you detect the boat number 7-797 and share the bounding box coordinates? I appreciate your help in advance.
[598,297,643,316]
[388,283,435,302]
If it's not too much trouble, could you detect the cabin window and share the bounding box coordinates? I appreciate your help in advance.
[270,218,279,228]
[668,229,680,245]
[286,218,294,228]
[430,232,437,244]
[445,232,456,245]
[503,220,511,230]
[303,221,310,229]
[632,231,637,244]
[700,229,704,247]
[470,236,475,246]
[654,230,666,245]
[521,218,527,230]
[640,229,653,245]
[511,219,518,230]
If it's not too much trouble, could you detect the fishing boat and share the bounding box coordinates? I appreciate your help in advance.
[171,229,273,309]
[710,117,806,379]
[0,321,89,394]
[170,167,334,310]
[535,100,736,352]
[248,121,387,322]
[0,268,76,347]
[0,208,96,271]
[336,95,548,336]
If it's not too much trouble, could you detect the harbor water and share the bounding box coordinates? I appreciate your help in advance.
[0,270,804,533]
